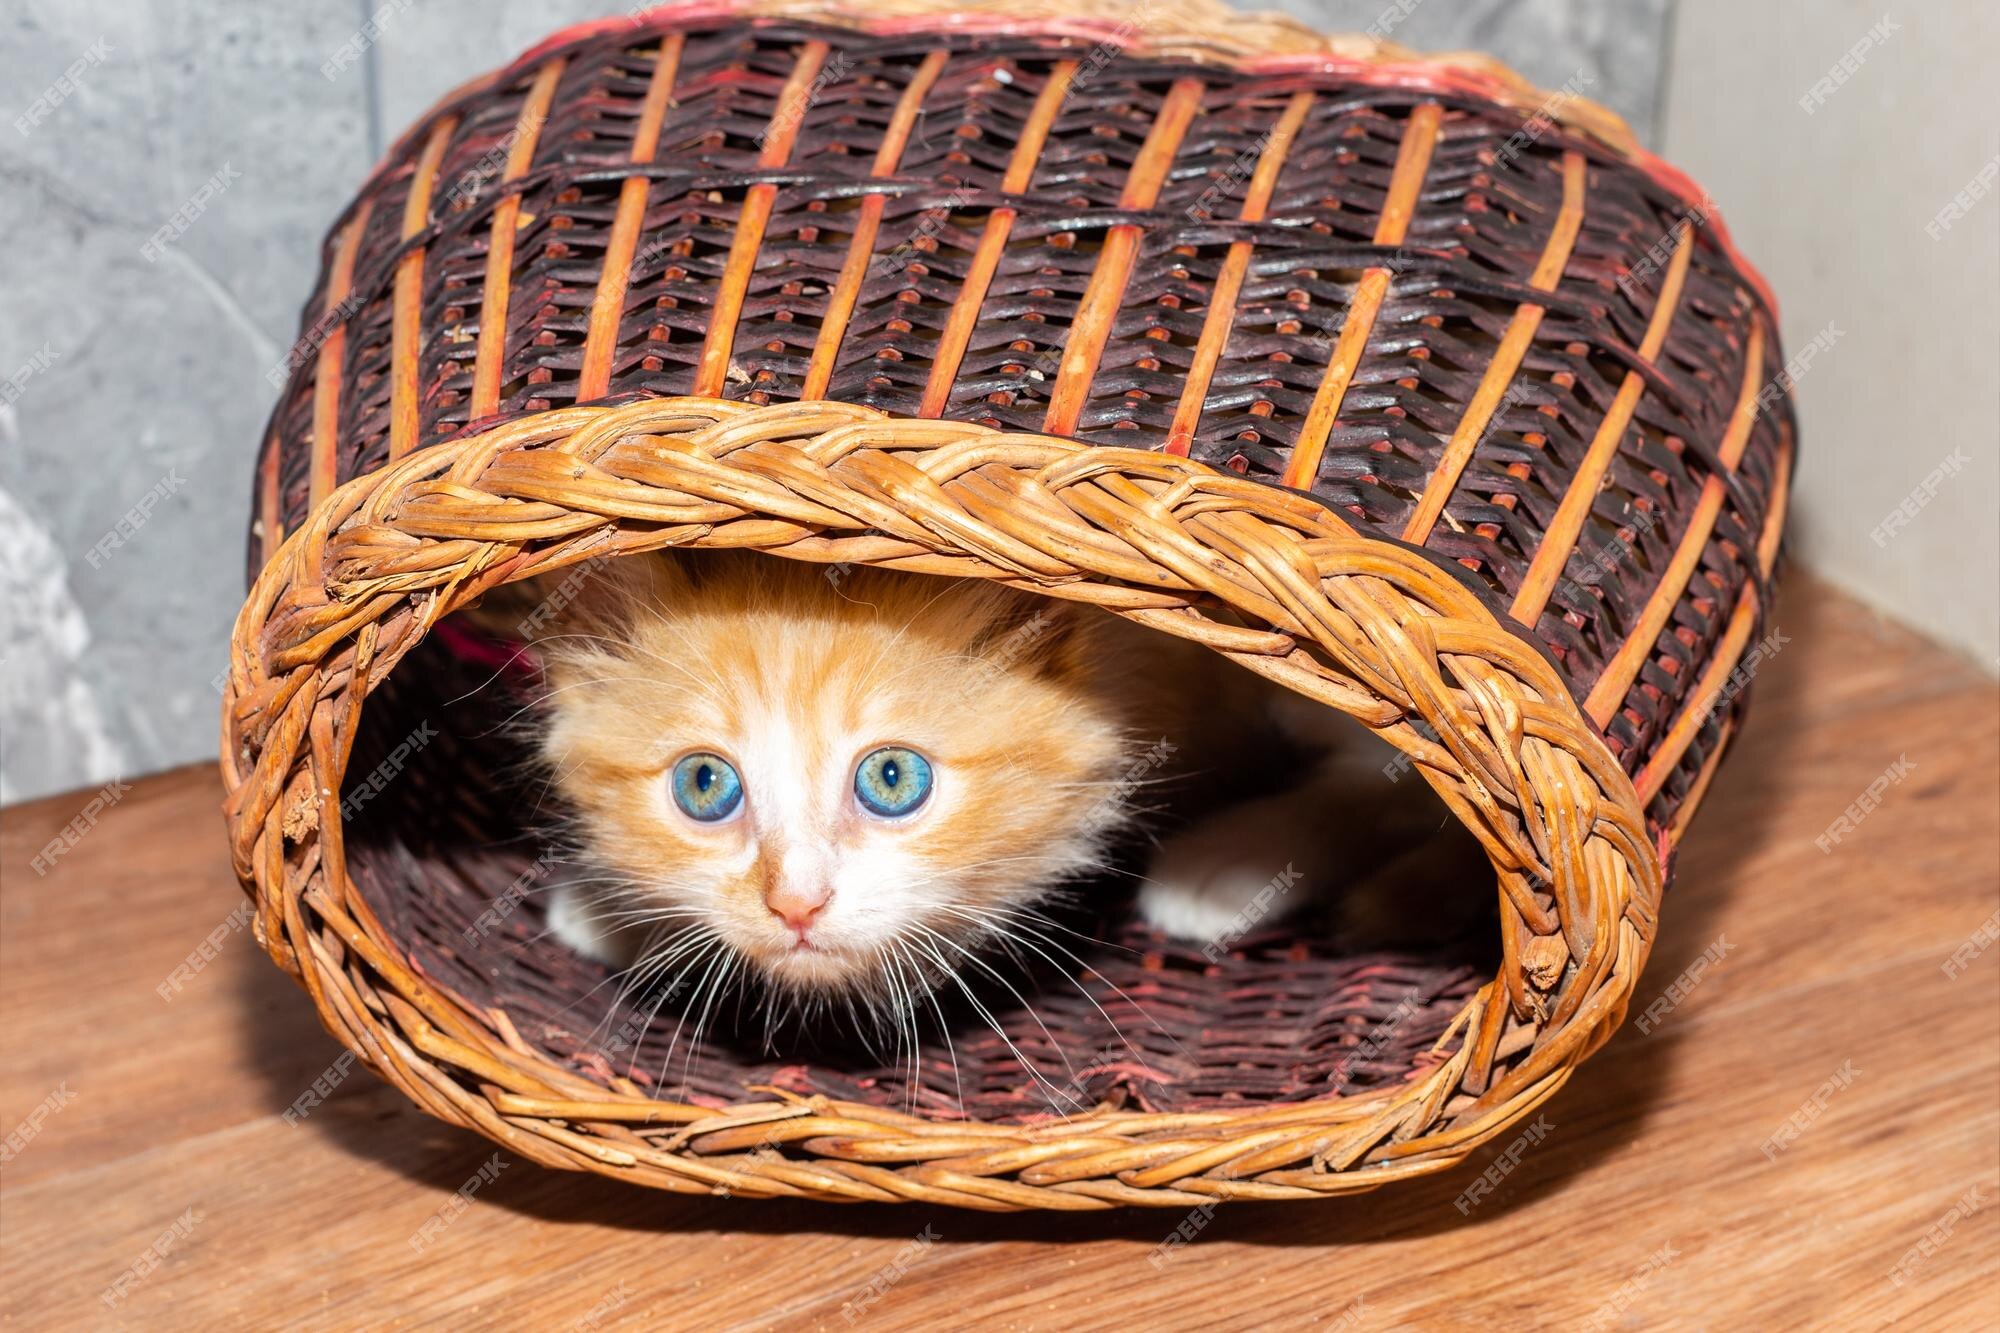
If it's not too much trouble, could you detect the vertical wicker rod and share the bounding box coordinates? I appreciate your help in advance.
[1634,414,1790,804]
[801,49,950,399]
[387,117,458,463]
[1584,321,1766,724]
[1041,77,1205,436]
[693,41,832,397]
[918,60,1076,418]
[1400,149,1586,542]
[1279,101,1443,490]
[1508,228,1693,623]
[1635,583,1759,804]
[470,59,566,421]
[577,37,686,402]
[1757,433,1793,575]
[308,201,375,510]
[1164,89,1314,456]
[255,432,282,565]
[1667,715,1735,844]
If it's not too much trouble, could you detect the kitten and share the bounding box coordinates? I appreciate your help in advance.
[483,550,1473,1007]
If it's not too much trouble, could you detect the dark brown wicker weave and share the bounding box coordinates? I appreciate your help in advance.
[223,0,1793,1208]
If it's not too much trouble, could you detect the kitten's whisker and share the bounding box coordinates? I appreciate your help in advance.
[603,929,716,1079]
[839,987,880,1066]
[656,939,731,1093]
[586,905,712,926]
[519,630,630,654]
[511,871,632,890]
[906,922,1079,1088]
[759,974,797,1059]
[976,900,1146,958]
[883,945,923,1116]
[533,914,679,1028]
[677,950,739,1104]
[518,890,702,960]
[846,576,973,687]
[436,640,545,713]
[900,938,965,1122]
[609,930,715,1066]
[851,950,902,1067]
[586,924,712,1050]
[482,671,673,740]
[905,934,1084,1116]
[933,905,1185,1064]
[1042,772,1183,793]
[966,919,1032,974]
[521,741,578,825]
[883,949,912,1111]
[949,901,1172,1004]
[612,636,735,702]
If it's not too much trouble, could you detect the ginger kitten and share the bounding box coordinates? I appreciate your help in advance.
[485,550,1475,1011]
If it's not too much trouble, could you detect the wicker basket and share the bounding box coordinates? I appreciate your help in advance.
[223,0,1793,1208]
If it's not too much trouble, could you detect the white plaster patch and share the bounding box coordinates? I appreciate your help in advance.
[0,485,126,802]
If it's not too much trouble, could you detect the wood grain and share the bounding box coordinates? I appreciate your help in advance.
[2,577,1995,1330]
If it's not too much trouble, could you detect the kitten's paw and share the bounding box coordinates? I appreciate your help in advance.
[1138,812,1308,947]
[547,882,634,967]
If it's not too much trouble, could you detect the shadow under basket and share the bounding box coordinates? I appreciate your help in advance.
[223,0,1795,1209]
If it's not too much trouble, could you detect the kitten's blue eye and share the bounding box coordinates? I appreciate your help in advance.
[853,747,933,818]
[669,752,742,822]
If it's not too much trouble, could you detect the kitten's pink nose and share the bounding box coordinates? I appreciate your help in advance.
[766,883,831,934]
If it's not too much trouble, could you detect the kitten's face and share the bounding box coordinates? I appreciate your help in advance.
[533,553,1132,996]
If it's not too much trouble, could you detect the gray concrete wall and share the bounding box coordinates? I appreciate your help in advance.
[1662,0,2000,668]
[0,0,1674,802]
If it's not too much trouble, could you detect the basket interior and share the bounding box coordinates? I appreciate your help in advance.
[339,573,1498,1120]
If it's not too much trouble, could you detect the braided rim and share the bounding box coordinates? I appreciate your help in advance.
[221,397,1662,1208]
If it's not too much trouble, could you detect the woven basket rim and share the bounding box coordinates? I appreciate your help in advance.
[224,395,1663,1207]
[351,0,1779,322]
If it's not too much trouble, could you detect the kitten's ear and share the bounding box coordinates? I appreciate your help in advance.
[970,595,1094,681]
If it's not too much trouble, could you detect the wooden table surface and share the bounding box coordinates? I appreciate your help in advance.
[2,576,1995,1331]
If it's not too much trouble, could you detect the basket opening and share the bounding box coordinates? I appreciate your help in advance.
[335,552,1501,1120]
